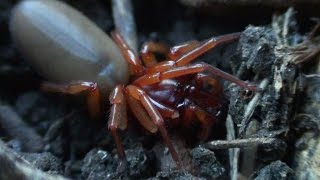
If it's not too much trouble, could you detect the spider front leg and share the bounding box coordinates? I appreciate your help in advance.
[111,31,145,75]
[140,40,201,66]
[108,85,128,173]
[175,32,241,66]
[134,32,242,76]
[141,40,201,74]
[41,81,101,118]
[134,62,258,91]
[169,40,201,60]
[127,95,179,129]
[125,85,182,169]
[140,41,170,67]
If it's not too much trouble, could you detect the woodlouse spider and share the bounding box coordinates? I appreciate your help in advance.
[108,32,257,171]
[10,0,257,172]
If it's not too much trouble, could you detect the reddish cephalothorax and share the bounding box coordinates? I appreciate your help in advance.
[10,0,257,172]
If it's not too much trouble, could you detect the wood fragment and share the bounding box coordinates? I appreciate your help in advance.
[112,0,138,53]
[226,115,239,180]
[206,137,279,149]
[179,0,320,8]
[0,140,69,180]
[0,105,44,152]
[239,78,269,137]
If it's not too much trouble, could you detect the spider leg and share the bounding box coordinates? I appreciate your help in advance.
[134,62,257,91]
[138,32,240,75]
[41,81,101,118]
[143,41,201,74]
[112,31,240,76]
[108,85,128,173]
[111,31,144,75]
[175,32,241,66]
[140,40,201,67]
[149,97,179,119]
[140,41,170,67]
[169,40,201,60]
[127,95,179,131]
[127,95,158,133]
[125,85,182,169]
[182,99,216,140]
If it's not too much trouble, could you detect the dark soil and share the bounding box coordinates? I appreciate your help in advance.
[0,0,319,180]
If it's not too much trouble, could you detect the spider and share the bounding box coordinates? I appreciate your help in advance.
[10,0,257,172]
[106,31,257,170]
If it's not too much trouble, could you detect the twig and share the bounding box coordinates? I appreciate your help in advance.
[205,137,279,149]
[0,140,69,180]
[0,105,44,152]
[239,78,269,137]
[179,0,320,8]
[282,8,295,45]
[226,115,239,180]
[304,74,320,78]
[112,0,138,52]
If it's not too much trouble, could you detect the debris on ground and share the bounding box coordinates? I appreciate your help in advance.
[0,0,319,179]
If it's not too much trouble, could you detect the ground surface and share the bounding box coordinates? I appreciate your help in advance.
[0,0,319,180]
